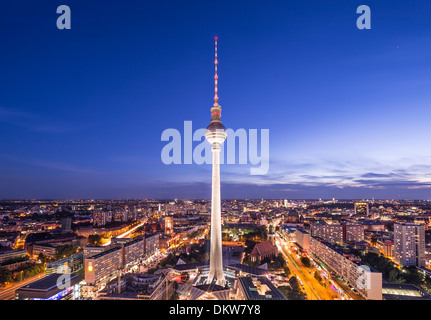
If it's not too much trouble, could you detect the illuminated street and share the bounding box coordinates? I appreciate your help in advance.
[0,272,46,300]
[276,233,353,300]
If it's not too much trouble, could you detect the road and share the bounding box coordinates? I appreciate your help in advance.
[103,219,147,246]
[0,272,46,300]
[308,252,364,300]
[276,234,338,300]
[116,219,147,239]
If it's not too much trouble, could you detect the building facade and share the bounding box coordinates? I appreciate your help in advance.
[394,223,425,267]
[310,237,382,300]
[295,228,311,250]
[354,202,369,216]
[311,223,364,244]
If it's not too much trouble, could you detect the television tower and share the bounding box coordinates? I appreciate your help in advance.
[205,37,227,286]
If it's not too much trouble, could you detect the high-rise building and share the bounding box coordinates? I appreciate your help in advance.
[84,236,146,289]
[311,223,343,244]
[144,232,159,257]
[165,216,173,236]
[60,217,72,231]
[205,37,227,286]
[312,222,364,244]
[93,210,112,226]
[343,223,365,243]
[394,223,425,267]
[354,202,369,216]
[295,228,311,250]
[376,240,394,259]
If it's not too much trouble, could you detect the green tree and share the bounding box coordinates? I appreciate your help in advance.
[404,268,424,286]
[279,276,307,300]
[0,267,13,284]
[388,269,404,283]
[283,266,291,278]
[300,256,311,268]
[289,276,300,289]
[424,276,431,291]
[244,240,257,254]
[55,245,75,260]
[88,234,103,246]
[37,253,46,263]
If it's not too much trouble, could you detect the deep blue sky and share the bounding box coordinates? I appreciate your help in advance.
[1,0,431,200]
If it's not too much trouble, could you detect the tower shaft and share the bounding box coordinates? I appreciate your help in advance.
[207,143,226,286]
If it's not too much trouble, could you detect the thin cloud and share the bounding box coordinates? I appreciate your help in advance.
[0,154,100,175]
[0,106,78,133]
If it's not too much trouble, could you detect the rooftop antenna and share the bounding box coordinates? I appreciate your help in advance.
[214,37,218,105]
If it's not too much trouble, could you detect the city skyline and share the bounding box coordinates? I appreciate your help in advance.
[3,197,431,301]
[2,1,431,199]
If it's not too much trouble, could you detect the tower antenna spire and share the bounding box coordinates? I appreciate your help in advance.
[214,37,218,105]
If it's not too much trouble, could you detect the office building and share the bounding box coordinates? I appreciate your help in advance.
[295,228,311,250]
[394,223,425,267]
[123,236,145,268]
[343,223,365,243]
[46,253,83,275]
[311,223,343,244]
[312,222,364,244]
[31,243,58,259]
[0,249,28,265]
[165,216,173,236]
[354,202,369,216]
[15,273,81,300]
[85,247,122,289]
[144,232,159,257]
[376,240,394,259]
[60,217,72,231]
[93,211,112,227]
[83,245,108,259]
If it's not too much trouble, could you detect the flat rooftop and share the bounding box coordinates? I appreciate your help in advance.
[17,273,80,292]
[382,282,431,300]
[227,264,269,276]
[238,276,286,300]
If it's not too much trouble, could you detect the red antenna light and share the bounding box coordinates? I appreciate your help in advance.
[214,37,218,104]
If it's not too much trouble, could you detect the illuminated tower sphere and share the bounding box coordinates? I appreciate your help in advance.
[205,37,227,286]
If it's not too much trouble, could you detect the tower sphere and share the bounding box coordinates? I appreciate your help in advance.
[205,121,226,144]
